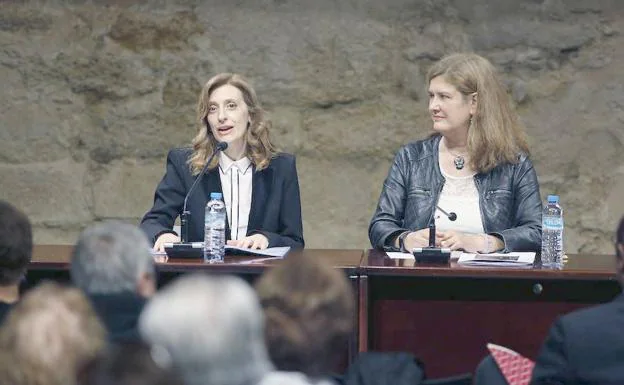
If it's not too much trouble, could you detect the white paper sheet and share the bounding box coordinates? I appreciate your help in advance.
[225,245,291,257]
[159,242,290,258]
[457,252,536,266]
[386,251,463,260]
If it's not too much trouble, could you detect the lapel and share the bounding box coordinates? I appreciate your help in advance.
[248,164,272,233]
[201,167,231,240]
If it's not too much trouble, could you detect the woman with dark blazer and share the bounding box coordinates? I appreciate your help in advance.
[141,73,304,252]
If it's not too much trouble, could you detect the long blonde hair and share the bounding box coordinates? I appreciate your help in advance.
[189,73,276,175]
[427,53,529,173]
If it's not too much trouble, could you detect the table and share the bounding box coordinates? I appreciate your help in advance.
[360,249,620,377]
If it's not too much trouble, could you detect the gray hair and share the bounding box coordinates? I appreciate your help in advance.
[71,221,154,294]
[139,274,272,385]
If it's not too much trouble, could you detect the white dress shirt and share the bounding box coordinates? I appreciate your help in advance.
[218,153,253,240]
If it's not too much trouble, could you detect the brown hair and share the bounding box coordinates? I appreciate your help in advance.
[427,53,530,173]
[189,73,277,174]
[255,254,354,377]
[0,200,32,285]
[0,282,106,385]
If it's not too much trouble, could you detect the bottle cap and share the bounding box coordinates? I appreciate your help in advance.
[210,192,223,200]
[547,195,559,203]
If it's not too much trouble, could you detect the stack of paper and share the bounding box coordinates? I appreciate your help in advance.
[457,252,536,267]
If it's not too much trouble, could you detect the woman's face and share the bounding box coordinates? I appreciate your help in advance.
[206,84,251,149]
[428,76,476,135]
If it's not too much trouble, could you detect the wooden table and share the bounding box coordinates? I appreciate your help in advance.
[30,245,364,274]
[360,249,620,377]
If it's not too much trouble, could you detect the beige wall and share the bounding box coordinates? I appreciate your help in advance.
[1,0,624,253]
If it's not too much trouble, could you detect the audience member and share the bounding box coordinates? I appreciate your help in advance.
[255,254,354,382]
[139,274,312,385]
[71,221,156,343]
[0,282,106,385]
[0,200,32,322]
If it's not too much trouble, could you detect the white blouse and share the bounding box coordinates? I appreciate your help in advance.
[218,153,253,240]
[435,163,485,235]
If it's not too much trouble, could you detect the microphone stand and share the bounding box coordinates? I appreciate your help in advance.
[412,213,453,265]
[180,142,227,243]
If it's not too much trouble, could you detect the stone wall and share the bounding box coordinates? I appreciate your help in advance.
[1,0,624,253]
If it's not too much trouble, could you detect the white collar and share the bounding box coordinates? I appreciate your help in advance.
[219,152,252,175]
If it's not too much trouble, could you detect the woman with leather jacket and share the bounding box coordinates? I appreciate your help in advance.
[369,53,542,253]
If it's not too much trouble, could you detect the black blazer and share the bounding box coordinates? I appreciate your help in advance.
[0,301,12,325]
[88,292,146,344]
[531,293,624,385]
[140,148,304,248]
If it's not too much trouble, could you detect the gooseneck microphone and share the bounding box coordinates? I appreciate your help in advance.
[411,204,457,265]
[180,142,228,242]
[436,205,457,221]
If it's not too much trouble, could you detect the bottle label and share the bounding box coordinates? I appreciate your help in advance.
[543,216,563,230]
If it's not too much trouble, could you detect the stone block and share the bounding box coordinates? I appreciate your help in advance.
[297,154,392,249]
[300,96,429,156]
[90,158,168,220]
[0,159,92,226]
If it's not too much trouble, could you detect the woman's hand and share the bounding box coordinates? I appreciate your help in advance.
[402,229,433,251]
[436,230,472,251]
[437,231,504,253]
[153,233,180,252]
[227,234,269,250]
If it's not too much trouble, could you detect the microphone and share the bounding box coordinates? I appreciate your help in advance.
[411,206,455,265]
[436,205,457,221]
[180,142,228,242]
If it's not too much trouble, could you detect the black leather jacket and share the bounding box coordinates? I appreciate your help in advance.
[369,135,542,252]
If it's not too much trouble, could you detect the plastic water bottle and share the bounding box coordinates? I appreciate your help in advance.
[541,195,564,268]
[204,192,226,263]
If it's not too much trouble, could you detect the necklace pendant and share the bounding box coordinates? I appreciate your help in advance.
[454,156,465,170]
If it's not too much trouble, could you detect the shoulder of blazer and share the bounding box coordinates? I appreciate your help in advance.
[396,134,439,163]
[166,147,194,173]
[168,147,193,162]
[561,297,624,330]
[266,152,296,171]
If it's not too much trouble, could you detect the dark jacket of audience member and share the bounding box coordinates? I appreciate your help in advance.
[88,292,148,343]
[78,341,184,385]
[342,352,425,385]
[531,294,624,385]
[473,354,507,385]
[0,200,32,323]
[531,216,624,385]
